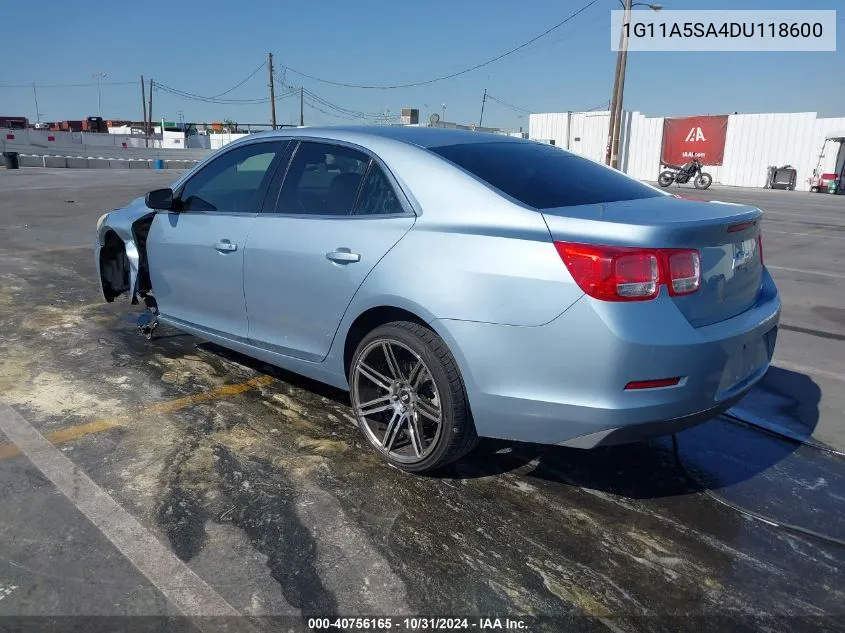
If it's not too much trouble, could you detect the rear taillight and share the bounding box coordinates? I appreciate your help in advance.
[554,242,701,302]
[667,250,700,295]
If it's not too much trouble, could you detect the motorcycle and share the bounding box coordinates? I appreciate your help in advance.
[658,159,713,190]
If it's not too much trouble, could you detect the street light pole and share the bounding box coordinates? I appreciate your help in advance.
[92,72,107,118]
[32,83,41,124]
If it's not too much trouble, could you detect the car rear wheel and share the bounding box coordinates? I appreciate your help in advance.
[350,321,478,472]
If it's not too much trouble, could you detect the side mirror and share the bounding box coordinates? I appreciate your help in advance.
[145,188,175,211]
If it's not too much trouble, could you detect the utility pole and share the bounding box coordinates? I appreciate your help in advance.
[141,75,147,147]
[605,40,624,165]
[608,0,662,169]
[300,87,304,126]
[479,88,487,127]
[32,83,41,124]
[268,52,277,130]
[148,79,154,146]
[608,0,631,170]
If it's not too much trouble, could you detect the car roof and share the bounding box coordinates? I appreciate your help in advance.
[246,125,527,149]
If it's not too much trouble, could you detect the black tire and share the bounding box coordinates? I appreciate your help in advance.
[658,171,674,187]
[349,321,478,473]
[694,172,713,190]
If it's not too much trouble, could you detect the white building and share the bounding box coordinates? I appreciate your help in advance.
[529,110,845,191]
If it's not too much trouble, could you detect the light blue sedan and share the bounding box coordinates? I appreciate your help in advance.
[95,127,780,472]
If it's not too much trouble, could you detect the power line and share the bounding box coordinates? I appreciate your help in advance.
[585,99,610,112]
[303,88,390,120]
[489,93,610,116]
[303,96,399,124]
[278,82,395,120]
[156,72,388,122]
[154,81,297,104]
[0,81,136,88]
[485,10,608,69]
[282,0,598,90]
[303,98,360,121]
[485,94,533,115]
[209,61,267,99]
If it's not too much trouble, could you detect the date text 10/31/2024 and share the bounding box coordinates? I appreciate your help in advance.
[307,617,528,630]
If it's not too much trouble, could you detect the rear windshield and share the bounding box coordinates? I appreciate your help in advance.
[430,142,662,209]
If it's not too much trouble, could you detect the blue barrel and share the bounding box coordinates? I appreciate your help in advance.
[153,159,165,170]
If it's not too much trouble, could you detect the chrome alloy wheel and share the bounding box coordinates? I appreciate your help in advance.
[351,339,443,464]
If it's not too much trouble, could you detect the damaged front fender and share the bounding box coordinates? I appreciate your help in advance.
[95,196,156,303]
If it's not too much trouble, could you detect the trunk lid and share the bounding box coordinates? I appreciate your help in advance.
[542,195,764,327]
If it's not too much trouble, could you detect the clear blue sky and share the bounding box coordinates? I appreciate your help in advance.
[1,0,841,129]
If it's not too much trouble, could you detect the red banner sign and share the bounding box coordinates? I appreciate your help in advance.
[661,115,729,166]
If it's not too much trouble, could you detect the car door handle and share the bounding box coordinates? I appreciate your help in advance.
[214,240,238,253]
[326,248,360,264]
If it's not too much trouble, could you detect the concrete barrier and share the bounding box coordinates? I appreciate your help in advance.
[7,152,194,171]
[1,135,214,162]
[44,156,67,168]
[19,154,44,167]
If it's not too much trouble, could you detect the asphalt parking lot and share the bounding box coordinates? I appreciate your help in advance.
[1,168,844,633]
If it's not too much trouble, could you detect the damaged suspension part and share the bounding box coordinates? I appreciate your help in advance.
[137,293,159,340]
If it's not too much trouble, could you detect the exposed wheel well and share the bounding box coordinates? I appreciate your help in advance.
[99,230,130,302]
[343,306,430,378]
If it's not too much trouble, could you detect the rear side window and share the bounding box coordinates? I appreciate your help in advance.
[275,141,370,216]
[430,142,661,209]
[353,163,404,216]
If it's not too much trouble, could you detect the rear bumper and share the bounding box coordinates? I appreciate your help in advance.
[559,390,747,448]
[433,269,780,448]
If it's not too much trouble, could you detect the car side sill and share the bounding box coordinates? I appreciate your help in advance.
[157,315,348,391]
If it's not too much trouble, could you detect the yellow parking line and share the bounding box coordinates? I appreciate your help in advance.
[0,375,274,460]
[0,443,23,459]
[46,419,122,445]
[147,375,273,414]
